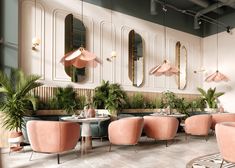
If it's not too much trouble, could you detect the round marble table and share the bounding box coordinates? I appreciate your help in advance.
[61,116,110,152]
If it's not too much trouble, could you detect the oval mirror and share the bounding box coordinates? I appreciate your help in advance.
[175,41,187,90]
[65,14,86,82]
[128,30,144,87]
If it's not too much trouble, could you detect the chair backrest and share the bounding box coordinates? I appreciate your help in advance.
[212,113,235,129]
[216,122,235,163]
[108,117,144,145]
[143,116,179,140]
[27,120,80,153]
[185,114,212,135]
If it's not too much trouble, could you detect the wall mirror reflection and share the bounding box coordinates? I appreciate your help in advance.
[128,30,144,87]
[64,13,86,82]
[175,41,187,90]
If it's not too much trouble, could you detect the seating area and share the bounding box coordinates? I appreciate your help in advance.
[1,0,235,168]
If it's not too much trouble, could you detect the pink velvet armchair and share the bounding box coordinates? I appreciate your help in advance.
[184,114,212,141]
[216,122,235,167]
[143,116,179,147]
[108,117,144,151]
[211,113,235,130]
[27,120,80,164]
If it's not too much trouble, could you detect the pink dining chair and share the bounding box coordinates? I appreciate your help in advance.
[211,113,235,130]
[184,114,212,141]
[215,122,235,168]
[143,116,179,147]
[108,117,144,151]
[27,120,80,164]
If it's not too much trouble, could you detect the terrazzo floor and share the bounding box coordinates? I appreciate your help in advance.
[1,133,219,168]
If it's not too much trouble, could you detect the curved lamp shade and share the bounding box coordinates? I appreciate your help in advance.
[149,60,179,76]
[205,70,229,82]
[60,47,98,68]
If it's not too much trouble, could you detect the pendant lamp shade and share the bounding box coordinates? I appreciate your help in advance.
[149,2,179,77]
[61,0,99,68]
[60,48,98,68]
[205,70,229,82]
[204,2,229,82]
[149,60,179,76]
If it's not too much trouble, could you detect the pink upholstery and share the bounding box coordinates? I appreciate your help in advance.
[143,116,179,140]
[211,113,235,130]
[216,122,235,163]
[108,117,144,145]
[27,121,80,153]
[185,114,212,136]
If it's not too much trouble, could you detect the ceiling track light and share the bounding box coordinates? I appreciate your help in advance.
[152,0,232,32]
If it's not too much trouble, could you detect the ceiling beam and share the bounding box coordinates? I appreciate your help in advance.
[189,0,224,14]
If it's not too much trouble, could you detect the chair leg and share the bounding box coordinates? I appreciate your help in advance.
[109,143,112,152]
[57,154,60,164]
[165,140,168,147]
[29,151,34,161]
[205,135,209,141]
[133,144,138,153]
[220,159,224,168]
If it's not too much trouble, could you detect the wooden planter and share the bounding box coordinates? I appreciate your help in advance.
[121,108,178,113]
[35,110,83,116]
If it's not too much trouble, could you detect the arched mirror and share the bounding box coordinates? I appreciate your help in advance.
[128,30,144,87]
[65,14,86,82]
[175,41,187,90]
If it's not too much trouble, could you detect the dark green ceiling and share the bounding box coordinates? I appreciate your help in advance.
[84,0,235,37]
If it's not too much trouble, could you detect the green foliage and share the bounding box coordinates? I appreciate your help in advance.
[50,86,79,114]
[197,87,224,108]
[105,83,127,113]
[174,98,191,116]
[129,93,145,109]
[93,80,127,114]
[191,98,206,111]
[160,91,177,109]
[93,80,110,109]
[0,69,43,131]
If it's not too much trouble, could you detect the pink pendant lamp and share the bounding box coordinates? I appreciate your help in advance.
[60,0,99,68]
[149,4,179,77]
[205,2,229,83]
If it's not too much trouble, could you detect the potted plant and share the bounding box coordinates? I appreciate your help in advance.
[93,80,127,116]
[0,69,43,151]
[197,87,224,112]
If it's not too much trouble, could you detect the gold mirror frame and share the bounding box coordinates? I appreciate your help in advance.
[128,30,144,87]
[176,41,187,90]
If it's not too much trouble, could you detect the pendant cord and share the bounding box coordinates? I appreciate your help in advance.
[216,1,219,71]
[81,0,84,47]
[163,0,167,61]
[111,0,113,51]
[34,0,36,37]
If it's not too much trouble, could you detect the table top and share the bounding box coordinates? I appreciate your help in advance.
[61,116,110,123]
[150,113,186,118]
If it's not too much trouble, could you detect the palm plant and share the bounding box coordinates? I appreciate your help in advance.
[197,87,224,109]
[0,69,43,132]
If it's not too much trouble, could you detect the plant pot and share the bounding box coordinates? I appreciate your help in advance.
[8,131,24,151]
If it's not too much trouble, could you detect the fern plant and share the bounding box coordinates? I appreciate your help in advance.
[197,87,224,108]
[0,69,43,132]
